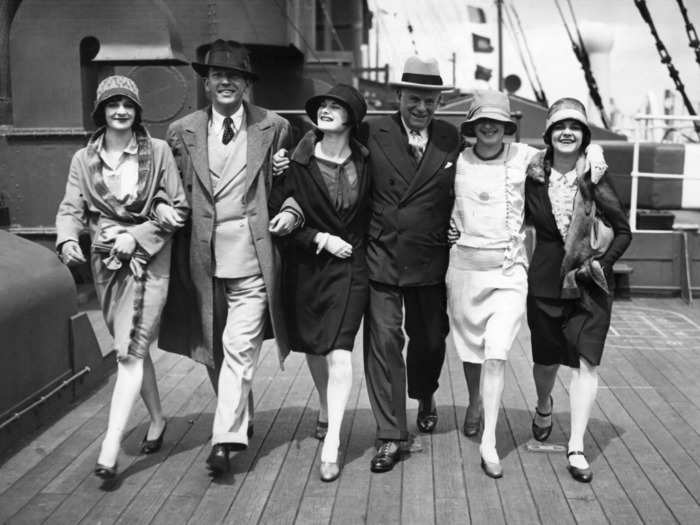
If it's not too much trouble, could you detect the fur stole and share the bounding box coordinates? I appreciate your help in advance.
[526,149,610,298]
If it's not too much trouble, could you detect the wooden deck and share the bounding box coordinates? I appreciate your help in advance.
[1,297,700,524]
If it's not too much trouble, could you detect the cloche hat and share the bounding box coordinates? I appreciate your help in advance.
[191,39,258,81]
[461,90,517,137]
[543,97,590,147]
[305,84,368,128]
[91,75,142,124]
[392,56,453,91]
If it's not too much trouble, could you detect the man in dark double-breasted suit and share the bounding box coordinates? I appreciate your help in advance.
[361,57,461,472]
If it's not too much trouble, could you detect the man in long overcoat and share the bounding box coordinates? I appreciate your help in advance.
[158,40,299,474]
[361,56,460,473]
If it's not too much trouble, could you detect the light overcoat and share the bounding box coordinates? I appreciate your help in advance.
[159,102,292,368]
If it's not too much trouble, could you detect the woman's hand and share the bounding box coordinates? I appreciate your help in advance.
[60,240,86,266]
[584,144,607,184]
[154,202,185,229]
[272,148,290,176]
[269,211,297,236]
[447,218,460,246]
[315,232,352,258]
[111,233,136,260]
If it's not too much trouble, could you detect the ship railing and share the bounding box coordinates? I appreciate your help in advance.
[630,114,700,233]
[631,114,700,303]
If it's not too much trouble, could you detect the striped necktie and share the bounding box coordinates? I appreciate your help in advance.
[222,117,235,145]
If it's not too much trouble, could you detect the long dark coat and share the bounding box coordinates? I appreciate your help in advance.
[360,113,460,286]
[158,103,293,368]
[270,130,370,353]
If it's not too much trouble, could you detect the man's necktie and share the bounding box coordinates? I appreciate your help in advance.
[222,117,235,145]
[408,129,425,162]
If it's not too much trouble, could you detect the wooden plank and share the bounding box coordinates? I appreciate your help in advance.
[328,351,375,525]
[443,348,505,525]
[502,342,576,525]
[39,356,198,525]
[294,343,366,525]
[112,376,215,524]
[223,355,316,524]
[432,349,469,524]
[4,493,66,525]
[186,349,306,524]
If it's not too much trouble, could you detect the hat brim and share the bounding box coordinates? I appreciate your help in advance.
[91,90,143,122]
[391,80,453,91]
[461,116,517,137]
[305,94,350,124]
[191,62,259,81]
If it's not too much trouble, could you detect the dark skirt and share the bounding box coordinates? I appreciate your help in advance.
[283,249,369,356]
[526,287,613,367]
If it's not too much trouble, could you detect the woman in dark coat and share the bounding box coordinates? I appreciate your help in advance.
[270,84,369,482]
[524,98,631,483]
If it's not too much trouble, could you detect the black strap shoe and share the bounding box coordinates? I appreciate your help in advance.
[141,421,167,454]
[94,461,118,480]
[370,441,401,473]
[416,397,438,433]
[567,451,592,483]
[531,396,553,442]
[206,444,230,474]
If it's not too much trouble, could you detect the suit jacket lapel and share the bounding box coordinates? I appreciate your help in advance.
[374,114,414,185]
[401,122,449,203]
[244,103,274,196]
[184,109,213,197]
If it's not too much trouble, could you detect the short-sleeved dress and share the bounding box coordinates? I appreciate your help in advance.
[446,143,538,363]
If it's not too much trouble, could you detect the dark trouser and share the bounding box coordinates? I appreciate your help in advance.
[363,280,449,441]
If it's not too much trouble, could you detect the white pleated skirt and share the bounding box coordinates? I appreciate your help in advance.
[446,245,528,363]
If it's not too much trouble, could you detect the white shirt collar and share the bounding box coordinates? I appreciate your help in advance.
[210,104,245,133]
[551,167,577,185]
[400,117,428,141]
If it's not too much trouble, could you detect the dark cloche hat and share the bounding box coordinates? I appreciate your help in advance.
[191,39,258,81]
[305,84,368,127]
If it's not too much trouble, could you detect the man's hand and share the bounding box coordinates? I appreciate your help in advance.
[111,233,136,260]
[154,202,185,229]
[269,211,297,236]
[60,240,86,266]
[272,148,290,176]
[447,218,460,246]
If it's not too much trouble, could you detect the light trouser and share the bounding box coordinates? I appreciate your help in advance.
[212,274,268,446]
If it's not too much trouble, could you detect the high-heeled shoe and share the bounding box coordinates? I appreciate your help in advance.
[320,461,341,482]
[567,451,592,483]
[94,462,118,480]
[480,457,503,479]
[141,421,167,454]
[532,396,553,442]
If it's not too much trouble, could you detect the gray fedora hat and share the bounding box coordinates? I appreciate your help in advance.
[392,56,453,91]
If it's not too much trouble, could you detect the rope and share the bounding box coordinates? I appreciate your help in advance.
[505,1,548,105]
[634,0,700,134]
[271,0,337,83]
[553,0,610,128]
[318,0,346,51]
[675,0,700,67]
[503,7,537,97]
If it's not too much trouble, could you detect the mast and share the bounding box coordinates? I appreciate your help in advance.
[496,0,503,91]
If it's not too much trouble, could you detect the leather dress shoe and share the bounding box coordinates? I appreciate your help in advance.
[463,409,482,437]
[567,451,592,483]
[416,397,438,433]
[94,462,118,480]
[480,457,503,479]
[206,444,230,474]
[370,441,402,473]
[320,461,340,482]
[141,421,167,454]
[315,420,328,440]
[532,396,553,442]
